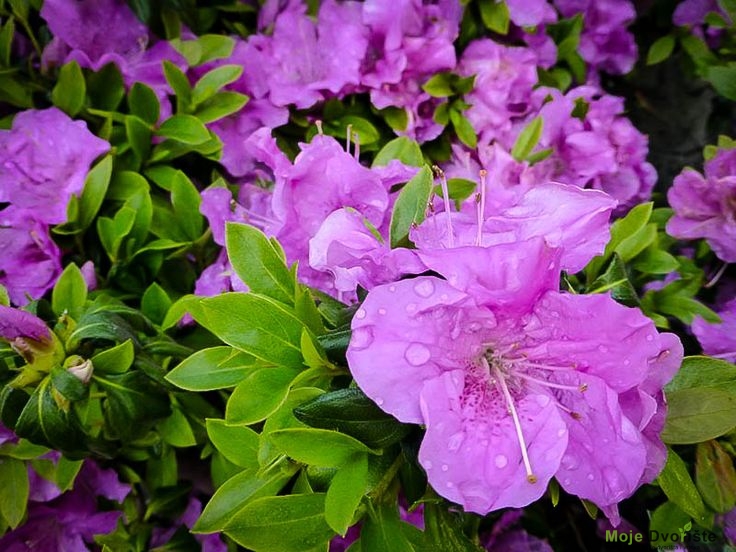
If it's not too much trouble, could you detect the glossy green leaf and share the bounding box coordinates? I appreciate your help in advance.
[192,64,243,106]
[91,339,135,375]
[450,109,477,149]
[372,137,424,168]
[195,91,249,123]
[199,293,305,367]
[294,388,412,449]
[647,35,676,65]
[157,114,210,145]
[479,0,509,34]
[51,61,85,116]
[225,493,334,552]
[657,448,708,522]
[662,387,736,444]
[325,453,368,535]
[226,223,295,305]
[511,116,543,161]
[268,427,375,467]
[0,457,28,528]
[666,356,736,393]
[389,165,433,248]
[52,263,88,317]
[195,464,298,533]
[226,367,297,425]
[158,406,197,447]
[128,82,160,124]
[166,346,257,391]
[206,419,260,468]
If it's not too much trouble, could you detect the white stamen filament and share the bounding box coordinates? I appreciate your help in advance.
[346,124,353,155]
[433,166,455,247]
[515,372,587,392]
[476,169,487,246]
[353,132,360,160]
[484,357,536,483]
[512,359,577,372]
[315,120,323,135]
[705,262,728,288]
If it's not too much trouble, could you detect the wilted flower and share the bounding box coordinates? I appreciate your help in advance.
[0,108,110,225]
[667,147,736,262]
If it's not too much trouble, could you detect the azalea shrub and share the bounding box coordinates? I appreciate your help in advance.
[1,0,736,550]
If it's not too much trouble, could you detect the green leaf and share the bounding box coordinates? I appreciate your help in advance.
[206,419,260,468]
[424,502,483,552]
[51,61,86,117]
[194,91,249,123]
[325,453,368,535]
[0,18,15,67]
[199,293,305,367]
[158,406,197,447]
[163,60,191,111]
[479,0,510,34]
[192,64,243,107]
[380,106,408,131]
[141,283,171,325]
[695,440,736,513]
[15,378,86,454]
[225,493,334,552]
[360,502,415,552]
[647,35,676,65]
[226,223,295,304]
[422,73,454,98]
[450,109,477,148]
[372,137,424,168]
[171,171,204,240]
[511,116,543,161]
[588,253,638,307]
[630,248,679,275]
[666,356,736,393]
[648,501,692,548]
[662,387,736,444]
[166,346,258,391]
[157,114,211,145]
[323,116,380,146]
[389,165,433,248]
[195,464,298,533]
[54,456,83,491]
[59,155,112,234]
[51,365,87,401]
[125,115,152,162]
[0,457,28,528]
[52,263,88,317]
[658,448,708,523]
[226,367,298,425]
[128,82,160,124]
[94,371,171,441]
[707,64,736,100]
[91,339,135,375]
[268,428,375,466]
[294,388,412,449]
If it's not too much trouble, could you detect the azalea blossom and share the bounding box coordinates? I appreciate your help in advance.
[0,108,110,225]
[667,147,736,262]
[691,295,736,362]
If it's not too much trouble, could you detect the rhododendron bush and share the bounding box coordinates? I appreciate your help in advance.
[2,0,736,549]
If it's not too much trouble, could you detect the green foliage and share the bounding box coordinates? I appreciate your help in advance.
[389,165,434,247]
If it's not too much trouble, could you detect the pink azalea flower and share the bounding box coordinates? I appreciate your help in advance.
[347,231,681,519]
[0,108,110,225]
[0,208,62,305]
[691,296,736,362]
[667,147,736,263]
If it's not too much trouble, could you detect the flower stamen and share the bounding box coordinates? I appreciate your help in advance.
[484,357,536,483]
[433,165,455,247]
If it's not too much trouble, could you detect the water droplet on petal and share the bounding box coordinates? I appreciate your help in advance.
[587,473,595,481]
[598,345,608,353]
[494,454,508,468]
[646,334,654,342]
[623,359,630,366]
[446,482,454,488]
[414,280,435,298]
[447,432,463,451]
[378,308,387,315]
[375,397,384,406]
[557,428,567,438]
[536,395,551,407]
[441,464,449,472]
[424,460,433,470]
[351,327,374,350]
[355,308,367,320]
[406,303,417,313]
[389,285,396,292]
[405,343,431,366]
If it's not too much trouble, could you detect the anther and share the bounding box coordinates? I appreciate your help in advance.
[315,120,323,135]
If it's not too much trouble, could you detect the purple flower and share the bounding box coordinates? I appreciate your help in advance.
[0,108,110,225]
[347,233,681,518]
[151,497,227,551]
[482,510,554,552]
[260,0,368,109]
[667,147,736,263]
[0,208,62,305]
[40,0,186,109]
[506,0,558,27]
[0,305,51,343]
[425,145,617,273]
[554,0,638,75]
[458,40,540,146]
[0,460,129,552]
[673,0,729,26]
[692,296,736,362]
